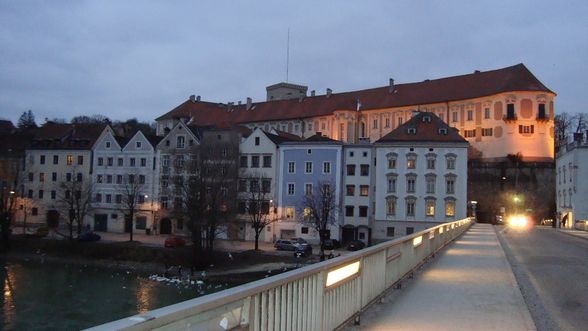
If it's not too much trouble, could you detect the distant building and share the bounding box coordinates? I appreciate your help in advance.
[373,112,469,240]
[556,132,588,228]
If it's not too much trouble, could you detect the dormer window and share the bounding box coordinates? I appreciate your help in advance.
[422,115,431,123]
[407,128,417,134]
[438,128,448,135]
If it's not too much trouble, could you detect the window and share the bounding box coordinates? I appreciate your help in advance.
[136,141,142,148]
[388,157,396,169]
[425,199,435,216]
[251,156,260,168]
[95,193,102,203]
[40,155,46,164]
[118,158,124,166]
[359,206,368,217]
[446,175,456,194]
[66,173,72,182]
[445,199,455,217]
[39,173,45,182]
[77,173,83,182]
[349,151,354,157]
[97,175,103,183]
[519,125,534,134]
[141,158,147,167]
[128,174,135,184]
[28,172,33,182]
[323,162,331,174]
[406,176,416,193]
[406,227,414,235]
[407,155,416,169]
[250,180,259,193]
[426,175,436,194]
[305,162,313,174]
[27,190,33,198]
[285,207,294,219]
[106,175,112,184]
[467,110,473,121]
[138,195,145,204]
[346,185,355,196]
[107,157,113,166]
[240,156,248,168]
[288,161,295,174]
[106,194,112,203]
[139,175,146,184]
[51,190,56,200]
[255,137,260,146]
[386,227,395,237]
[484,108,490,119]
[360,164,369,176]
[116,194,122,204]
[360,185,369,197]
[482,128,493,137]
[238,180,247,192]
[385,117,390,128]
[386,197,396,216]
[307,149,312,154]
[301,227,309,234]
[538,104,546,119]
[238,200,247,213]
[446,155,456,170]
[262,179,271,193]
[52,172,57,182]
[347,164,356,176]
[32,208,38,216]
[38,190,44,199]
[373,118,378,129]
[406,199,415,216]
[97,157,104,166]
[67,155,73,165]
[51,155,58,165]
[303,207,311,220]
[130,158,136,167]
[305,183,313,195]
[263,156,272,168]
[464,130,476,138]
[387,175,397,193]
[106,141,111,148]
[176,136,185,148]
[452,112,458,122]
[427,158,435,170]
[135,216,146,230]
[506,103,515,119]
[345,206,354,217]
[287,183,295,195]
[116,175,123,184]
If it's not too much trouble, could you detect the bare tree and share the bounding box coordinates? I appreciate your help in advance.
[554,112,573,148]
[241,173,276,250]
[119,173,146,242]
[0,178,18,251]
[299,181,339,260]
[56,169,93,240]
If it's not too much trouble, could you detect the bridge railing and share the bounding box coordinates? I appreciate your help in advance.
[87,218,473,331]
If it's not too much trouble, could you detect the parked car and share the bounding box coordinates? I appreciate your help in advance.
[347,240,366,251]
[294,244,313,257]
[78,232,101,242]
[291,238,308,245]
[274,239,300,251]
[164,236,186,248]
[321,239,341,250]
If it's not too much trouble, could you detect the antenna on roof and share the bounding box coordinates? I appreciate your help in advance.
[286,28,290,82]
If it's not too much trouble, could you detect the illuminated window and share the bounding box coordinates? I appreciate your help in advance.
[406,153,417,169]
[66,155,73,165]
[285,207,294,219]
[445,199,455,217]
[303,207,311,220]
[425,199,435,217]
[360,185,369,196]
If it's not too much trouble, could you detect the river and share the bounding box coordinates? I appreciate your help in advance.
[0,259,231,330]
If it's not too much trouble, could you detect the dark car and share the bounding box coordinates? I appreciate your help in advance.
[78,232,101,242]
[291,237,308,245]
[294,244,313,257]
[347,240,366,251]
[164,236,186,248]
[321,239,341,250]
[274,239,300,251]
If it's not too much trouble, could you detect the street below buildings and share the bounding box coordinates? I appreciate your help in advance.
[497,225,588,331]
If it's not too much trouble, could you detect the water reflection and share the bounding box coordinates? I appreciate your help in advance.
[2,266,16,329]
[136,278,152,314]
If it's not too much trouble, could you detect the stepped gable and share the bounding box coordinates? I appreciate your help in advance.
[376,112,467,144]
[156,64,553,126]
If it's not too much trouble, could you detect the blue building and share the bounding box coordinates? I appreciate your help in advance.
[277,135,343,243]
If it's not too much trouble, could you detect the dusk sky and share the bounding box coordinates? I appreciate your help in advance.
[1,0,586,125]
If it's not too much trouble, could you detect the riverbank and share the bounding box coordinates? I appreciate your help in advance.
[2,235,315,283]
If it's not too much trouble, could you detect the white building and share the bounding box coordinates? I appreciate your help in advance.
[556,134,588,228]
[373,112,468,241]
[342,144,374,245]
[92,128,160,233]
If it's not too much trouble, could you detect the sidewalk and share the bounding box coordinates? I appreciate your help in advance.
[557,228,588,240]
[346,224,535,331]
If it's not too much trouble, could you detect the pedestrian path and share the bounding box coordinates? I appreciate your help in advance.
[345,224,536,331]
[557,228,588,240]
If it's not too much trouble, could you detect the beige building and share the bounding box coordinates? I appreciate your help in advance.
[156,64,554,162]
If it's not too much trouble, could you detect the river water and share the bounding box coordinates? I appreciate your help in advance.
[0,259,231,330]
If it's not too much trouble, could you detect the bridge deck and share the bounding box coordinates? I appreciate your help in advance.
[345,224,536,331]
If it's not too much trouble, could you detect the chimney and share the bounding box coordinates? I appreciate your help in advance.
[326,88,332,98]
[389,78,395,93]
[189,95,196,102]
[196,95,201,102]
[311,90,315,97]
[246,97,253,110]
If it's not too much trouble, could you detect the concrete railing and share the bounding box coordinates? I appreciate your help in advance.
[87,218,473,331]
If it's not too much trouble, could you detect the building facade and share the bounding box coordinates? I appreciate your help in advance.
[556,134,588,228]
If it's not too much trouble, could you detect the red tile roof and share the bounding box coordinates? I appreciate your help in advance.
[376,112,467,144]
[156,64,553,126]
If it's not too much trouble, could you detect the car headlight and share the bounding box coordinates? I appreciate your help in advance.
[507,215,528,228]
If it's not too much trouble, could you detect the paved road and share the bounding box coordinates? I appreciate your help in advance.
[496,225,588,331]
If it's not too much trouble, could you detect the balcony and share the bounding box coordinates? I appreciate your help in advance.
[502,115,518,123]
